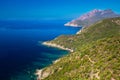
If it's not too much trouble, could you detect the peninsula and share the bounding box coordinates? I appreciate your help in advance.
[36,16,120,80]
[42,42,73,52]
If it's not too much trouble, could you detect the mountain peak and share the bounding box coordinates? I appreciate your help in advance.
[91,9,102,13]
[79,9,115,21]
[64,9,120,27]
[102,9,114,14]
[104,9,113,12]
[91,9,113,13]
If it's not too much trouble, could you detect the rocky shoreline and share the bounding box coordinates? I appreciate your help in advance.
[35,58,61,80]
[42,42,74,52]
[64,22,80,27]
[35,41,73,80]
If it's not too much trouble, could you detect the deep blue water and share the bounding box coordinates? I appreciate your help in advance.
[0,20,81,80]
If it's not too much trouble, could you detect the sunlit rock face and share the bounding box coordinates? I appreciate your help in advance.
[65,9,120,27]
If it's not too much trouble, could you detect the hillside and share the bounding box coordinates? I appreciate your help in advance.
[64,9,120,27]
[36,17,120,80]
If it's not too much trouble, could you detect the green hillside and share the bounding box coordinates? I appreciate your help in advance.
[49,17,120,50]
[38,17,120,80]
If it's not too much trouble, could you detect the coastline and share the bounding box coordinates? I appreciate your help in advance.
[35,24,80,80]
[42,42,74,52]
[35,24,82,80]
[35,41,73,80]
[35,58,61,80]
[64,23,83,35]
[76,29,82,34]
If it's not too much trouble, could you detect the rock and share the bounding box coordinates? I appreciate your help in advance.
[65,9,120,27]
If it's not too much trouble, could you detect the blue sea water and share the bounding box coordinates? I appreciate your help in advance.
[0,20,81,80]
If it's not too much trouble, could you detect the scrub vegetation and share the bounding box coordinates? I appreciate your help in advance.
[38,17,120,80]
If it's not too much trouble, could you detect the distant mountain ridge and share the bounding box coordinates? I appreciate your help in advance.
[64,9,120,27]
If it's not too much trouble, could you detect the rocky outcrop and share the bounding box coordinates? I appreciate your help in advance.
[42,42,74,52]
[65,9,120,27]
[35,59,62,80]
[35,68,53,80]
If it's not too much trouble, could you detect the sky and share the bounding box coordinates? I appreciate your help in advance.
[0,0,120,20]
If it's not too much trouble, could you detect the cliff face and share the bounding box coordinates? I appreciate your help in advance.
[36,17,120,80]
[64,9,120,27]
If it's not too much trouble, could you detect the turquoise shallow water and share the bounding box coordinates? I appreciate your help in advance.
[0,20,81,80]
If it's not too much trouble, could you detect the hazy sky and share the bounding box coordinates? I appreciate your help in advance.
[0,0,120,20]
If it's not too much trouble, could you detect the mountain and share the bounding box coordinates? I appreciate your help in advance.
[36,17,120,80]
[64,9,120,27]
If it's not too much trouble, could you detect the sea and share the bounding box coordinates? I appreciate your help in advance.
[0,20,81,80]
